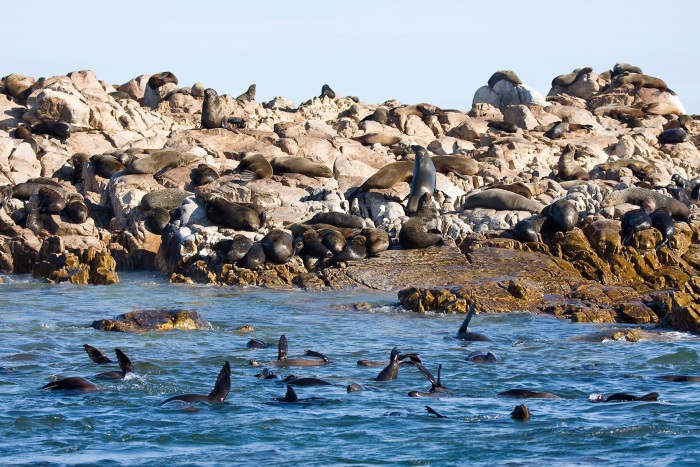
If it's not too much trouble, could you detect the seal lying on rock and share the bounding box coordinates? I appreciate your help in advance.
[126,151,199,175]
[621,209,652,246]
[236,152,273,181]
[270,156,333,178]
[204,195,262,231]
[463,189,544,214]
[601,187,690,221]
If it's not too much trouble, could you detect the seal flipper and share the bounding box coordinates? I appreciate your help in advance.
[637,392,660,401]
[207,361,232,403]
[278,384,299,402]
[304,350,330,363]
[83,344,112,364]
[425,406,447,419]
[115,349,133,374]
[457,302,477,335]
[416,363,437,387]
[278,334,288,361]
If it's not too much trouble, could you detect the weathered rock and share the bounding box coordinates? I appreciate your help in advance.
[91,309,212,332]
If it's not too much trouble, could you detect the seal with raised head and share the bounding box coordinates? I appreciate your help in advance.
[236,152,273,181]
[621,209,652,246]
[201,88,225,129]
[406,145,436,215]
[161,361,231,405]
[456,302,492,342]
[399,192,442,249]
[510,404,531,421]
[601,187,690,221]
[236,84,256,102]
[270,156,333,178]
[556,144,589,181]
[376,347,421,381]
[552,67,593,87]
[95,349,133,379]
[320,84,336,99]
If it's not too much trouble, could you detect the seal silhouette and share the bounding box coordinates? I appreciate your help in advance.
[406,145,436,215]
[160,361,231,405]
[456,302,492,342]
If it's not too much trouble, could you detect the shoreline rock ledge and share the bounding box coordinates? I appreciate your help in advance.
[0,66,699,333]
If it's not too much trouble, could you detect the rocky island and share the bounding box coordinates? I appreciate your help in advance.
[1,65,699,334]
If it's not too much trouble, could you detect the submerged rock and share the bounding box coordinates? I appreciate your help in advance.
[91,309,212,332]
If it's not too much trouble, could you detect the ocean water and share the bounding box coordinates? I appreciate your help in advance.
[1,272,700,466]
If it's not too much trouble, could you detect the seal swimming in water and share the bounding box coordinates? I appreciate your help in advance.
[41,377,100,392]
[160,361,231,405]
[498,389,559,399]
[620,209,652,246]
[456,302,492,342]
[657,375,700,382]
[591,392,659,402]
[95,349,133,380]
[270,156,333,178]
[408,364,451,397]
[83,344,112,364]
[376,347,422,381]
[650,209,675,251]
[399,193,442,249]
[201,88,225,129]
[249,335,330,367]
[467,350,502,363]
[510,404,531,421]
[282,375,332,386]
[406,145,436,215]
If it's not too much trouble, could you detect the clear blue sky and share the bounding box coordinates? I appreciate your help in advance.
[6,1,699,113]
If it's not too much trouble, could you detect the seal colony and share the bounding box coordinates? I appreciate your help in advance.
[0,63,700,332]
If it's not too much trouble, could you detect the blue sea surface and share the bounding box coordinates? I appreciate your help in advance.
[1,272,700,466]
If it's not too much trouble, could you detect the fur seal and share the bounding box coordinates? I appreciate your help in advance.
[321,229,346,254]
[161,361,231,405]
[592,392,658,402]
[467,351,502,363]
[347,383,364,392]
[140,188,191,212]
[498,389,559,399]
[487,120,518,133]
[242,242,266,269]
[464,189,544,214]
[408,364,450,397]
[650,209,675,251]
[295,229,332,258]
[406,145,436,215]
[376,347,422,381]
[486,182,534,199]
[246,338,272,350]
[236,153,273,181]
[83,344,112,364]
[658,128,687,144]
[191,82,205,97]
[248,335,330,367]
[512,216,546,242]
[308,212,364,229]
[431,155,478,179]
[357,161,414,193]
[541,199,578,233]
[657,375,700,382]
[270,156,333,178]
[399,193,442,249]
[32,186,66,213]
[544,121,569,140]
[330,235,367,263]
[597,159,655,179]
[226,234,254,262]
[148,207,171,234]
[261,229,294,264]
[353,133,401,147]
[556,144,589,181]
[510,404,531,421]
[487,70,522,89]
[42,377,99,392]
[193,164,219,186]
[31,121,71,142]
[3,73,34,100]
[620,209,652,246]
[148,72,178,89]
[552,67,592,87]
[236,84,256,102]
[14,124,31,139]
[456,302,492,342]
[601,188,689,221]
[283,375,332,387]
[90,154,126,178]
[613,63,643,76]
[615,72,668,92]
[360,227,389,256]
[64,194,89,224]
[126,151,198,175]
[204,196,261,231]
[201,88,225,129]
[95,349,133,379]
[320,84,336,99]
